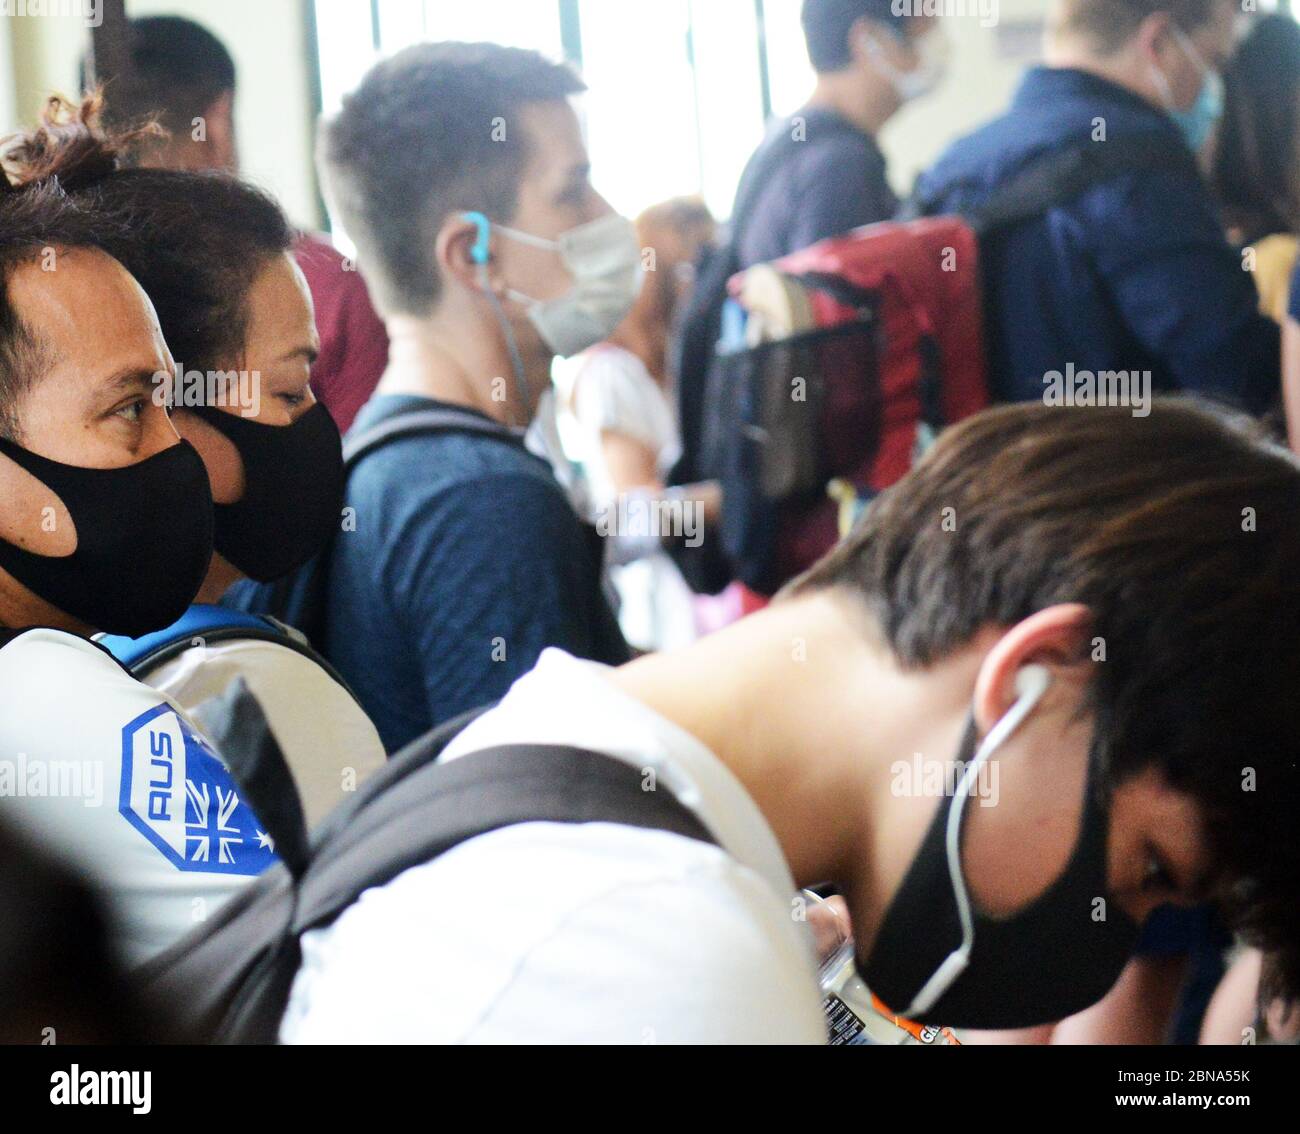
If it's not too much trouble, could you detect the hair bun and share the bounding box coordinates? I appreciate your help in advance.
[1,92,162,195]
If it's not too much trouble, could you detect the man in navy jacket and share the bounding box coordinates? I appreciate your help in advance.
[916,0,1278,414]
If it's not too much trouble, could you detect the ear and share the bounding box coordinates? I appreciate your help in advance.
[1134,10,1176,64]
[905,14,940,44]
[201,90,238,172]
[436,213,493,295]
[846,15,879,65]
[971,603,1095,736]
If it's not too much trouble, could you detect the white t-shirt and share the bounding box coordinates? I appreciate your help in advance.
[560,344,682,507]
[280,648,828,1044]
[0,628,277,966]
[144,637,385,828]
[558,345,697,652]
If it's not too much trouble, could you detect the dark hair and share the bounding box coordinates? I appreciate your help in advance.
[1210,14,1300,244]
[3,95,294,376]
[319,41,585,318]
[786,400,1300,996]
[1052,0,1223,54]
[84,15,236,141]
[0,172,129,439]
[801,0,916,73]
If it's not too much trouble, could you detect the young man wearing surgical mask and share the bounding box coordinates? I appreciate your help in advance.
[282,401,1300,1044]
[735,0,947,270]
[0,180,277,967]
[315,43,630,753]
[916,0,1278,414]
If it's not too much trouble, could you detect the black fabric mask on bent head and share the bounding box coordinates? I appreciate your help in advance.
[187,402,344,582]
[859,665,1141,1030]
[0,437,213,637]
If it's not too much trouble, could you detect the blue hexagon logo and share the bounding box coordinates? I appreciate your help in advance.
[118,702,278,875]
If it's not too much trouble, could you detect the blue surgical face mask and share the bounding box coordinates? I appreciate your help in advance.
[1151,29,1224,153]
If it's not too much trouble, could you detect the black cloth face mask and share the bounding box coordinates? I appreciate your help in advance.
[860,666,1141,1030]
[0,437,213,637]
[188,402,343,582]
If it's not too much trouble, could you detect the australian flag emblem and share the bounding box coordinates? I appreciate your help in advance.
[119,703,278,875]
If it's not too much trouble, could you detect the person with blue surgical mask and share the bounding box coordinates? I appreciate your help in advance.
[1149,16,1225,153]
[915,0,1277,418]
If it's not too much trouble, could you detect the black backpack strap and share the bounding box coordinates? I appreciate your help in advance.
[309,702,496,845]
[189,677,312,880]
[211,739,718,1043]
[294,742,717,935]
[909,132,1199,234]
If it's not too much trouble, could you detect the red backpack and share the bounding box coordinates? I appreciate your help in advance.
[691,133,1193,597]
[715,216,988,595]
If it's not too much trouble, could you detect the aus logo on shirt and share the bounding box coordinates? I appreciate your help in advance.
[118,703,278,875]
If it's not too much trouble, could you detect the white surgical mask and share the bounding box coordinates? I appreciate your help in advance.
[489,213,643,358]
[864,27,950,104]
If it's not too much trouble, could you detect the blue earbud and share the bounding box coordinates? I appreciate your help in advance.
[463,211,491,265]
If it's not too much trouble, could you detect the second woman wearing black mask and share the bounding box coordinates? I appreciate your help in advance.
[16,96,385,826]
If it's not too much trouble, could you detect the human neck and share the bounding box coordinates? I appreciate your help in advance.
[609,593,964,875]
[0,574,90,637]
[194,556,242,606]
[378,309,546,427]
[806,72,897,139]
[607,592,983,952]
[1044,42,1163,111]
[610,315,667,386]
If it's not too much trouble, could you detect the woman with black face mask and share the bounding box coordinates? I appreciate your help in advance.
[8,96,385,830]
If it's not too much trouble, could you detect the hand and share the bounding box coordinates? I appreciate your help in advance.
[805,893,851,963]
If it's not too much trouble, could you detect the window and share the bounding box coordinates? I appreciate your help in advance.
[313,0,816,228]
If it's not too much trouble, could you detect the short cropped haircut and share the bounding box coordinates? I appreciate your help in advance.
[86,15,236,140]
[318,41,584,318]
[786,400,1300,996]
[1051,0,1223,55]
[801,0,918,73]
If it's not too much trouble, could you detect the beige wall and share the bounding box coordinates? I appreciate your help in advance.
[0,13,15,132]
[880,0,1050,194]
[1,0,322,228]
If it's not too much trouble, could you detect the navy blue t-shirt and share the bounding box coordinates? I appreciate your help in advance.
[325,395,629,753]
[737,107,898,270]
